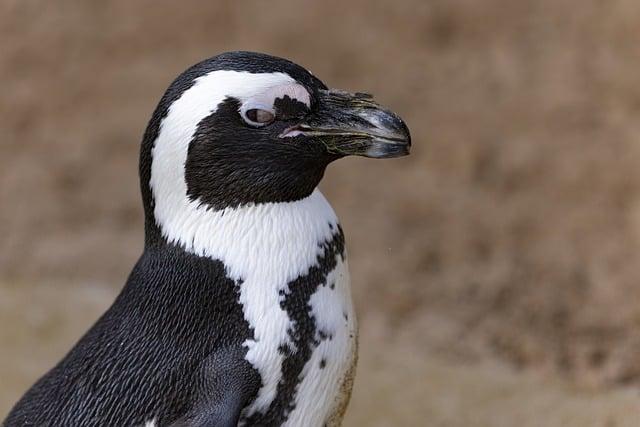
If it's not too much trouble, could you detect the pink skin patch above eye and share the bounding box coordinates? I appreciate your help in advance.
[267,83,311,107]
[255,84,311,139]
[280,129,304,138]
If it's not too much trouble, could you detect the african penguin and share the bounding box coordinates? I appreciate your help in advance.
[4,51,411,427]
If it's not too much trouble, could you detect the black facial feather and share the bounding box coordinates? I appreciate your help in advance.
[273,95,310,121]
[185,98,335,211]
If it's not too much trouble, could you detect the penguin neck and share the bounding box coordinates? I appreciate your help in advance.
[145,189,340,281]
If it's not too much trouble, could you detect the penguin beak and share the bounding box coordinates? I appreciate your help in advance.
[281,89,411,158]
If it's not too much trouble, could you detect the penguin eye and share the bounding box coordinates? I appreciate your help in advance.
[243,108,275,127]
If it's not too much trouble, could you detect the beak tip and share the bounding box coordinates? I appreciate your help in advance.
[370,115,411,158]
[400,121,412,147]
[364,139,411,159]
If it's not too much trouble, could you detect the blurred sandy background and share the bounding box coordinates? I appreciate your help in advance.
[2,1,640,425]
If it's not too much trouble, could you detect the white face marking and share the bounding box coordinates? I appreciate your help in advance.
[150,69,355,419]
[150,69,311,248]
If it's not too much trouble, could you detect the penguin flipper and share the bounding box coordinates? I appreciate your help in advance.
[173,347,261,427]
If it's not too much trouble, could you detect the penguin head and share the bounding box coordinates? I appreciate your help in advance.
[141,51,410,242]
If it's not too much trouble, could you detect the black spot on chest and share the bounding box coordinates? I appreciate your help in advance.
[242,227,345,425]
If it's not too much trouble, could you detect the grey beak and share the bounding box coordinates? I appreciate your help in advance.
[294,89,411,158]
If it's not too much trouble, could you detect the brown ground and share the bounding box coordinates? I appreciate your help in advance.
[2,0,640,424]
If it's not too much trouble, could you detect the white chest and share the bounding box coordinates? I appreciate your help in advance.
[241,244,357,427]
[281,254,358,427]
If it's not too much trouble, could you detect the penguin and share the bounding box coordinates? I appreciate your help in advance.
[4,51,411,427]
